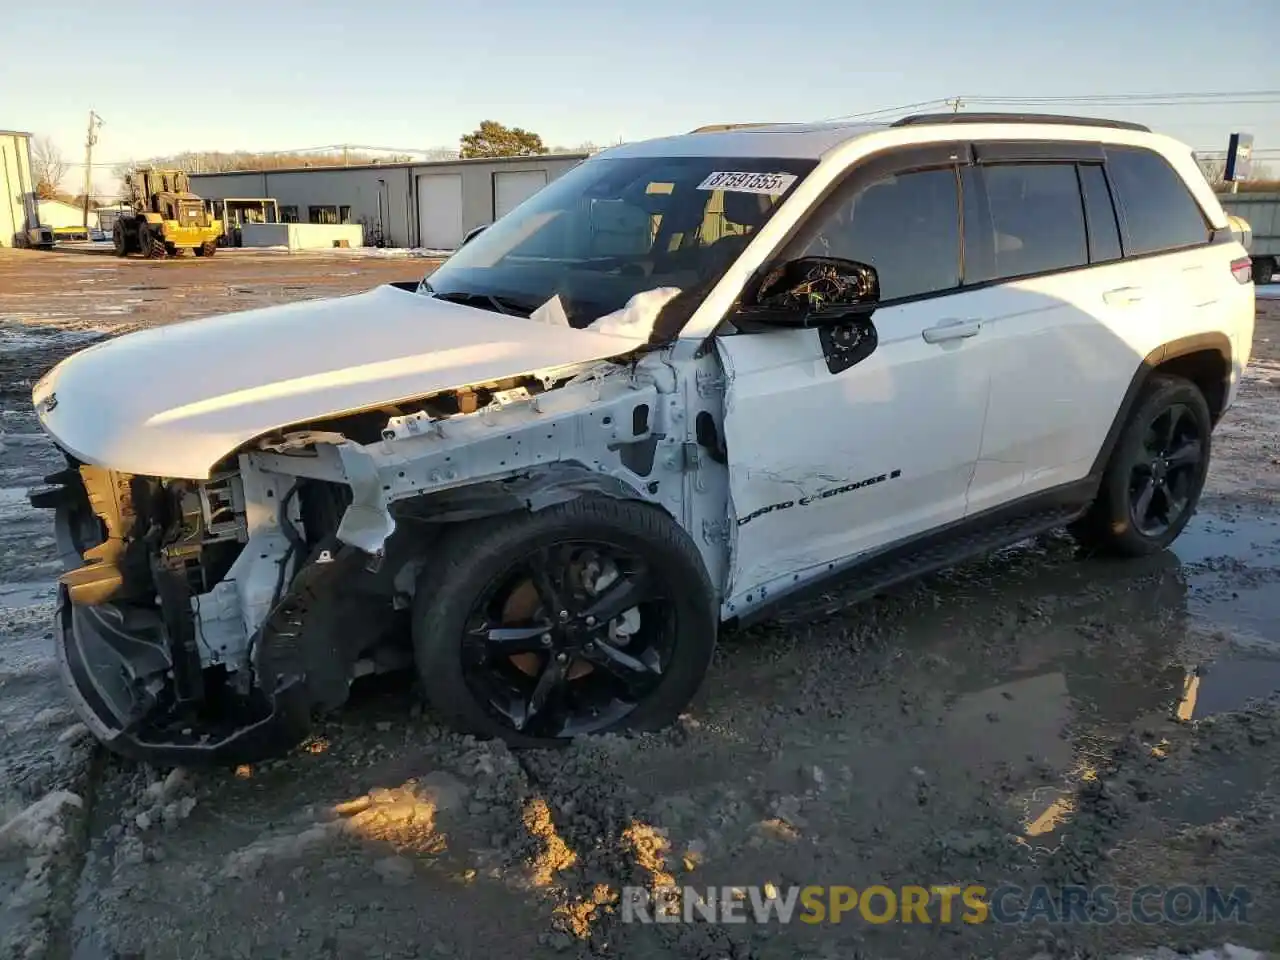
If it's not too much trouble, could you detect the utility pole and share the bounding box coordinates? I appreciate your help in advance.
[82,110,104,229]
[947,97,964,114]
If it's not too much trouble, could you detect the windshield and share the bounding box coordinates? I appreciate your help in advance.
[422,155,816,330]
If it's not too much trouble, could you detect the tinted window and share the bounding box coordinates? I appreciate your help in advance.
[980,163,1087,279]
[426,155,814,327]
[1077,164,1122,263]
[796,168,960,301]
[1106,147,1210,255]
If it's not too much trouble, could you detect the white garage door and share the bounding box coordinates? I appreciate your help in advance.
[417,174,463,249]
[494,170,548,220]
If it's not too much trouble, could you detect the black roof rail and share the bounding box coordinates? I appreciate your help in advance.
[892,112,1150,133]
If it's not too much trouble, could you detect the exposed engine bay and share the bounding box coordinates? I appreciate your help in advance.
[31,353,731,763]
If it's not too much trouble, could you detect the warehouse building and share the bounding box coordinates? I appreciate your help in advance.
[1,130,40,247]
[189,153,587,250]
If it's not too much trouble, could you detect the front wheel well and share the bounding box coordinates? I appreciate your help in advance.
[1152,348,1230,425]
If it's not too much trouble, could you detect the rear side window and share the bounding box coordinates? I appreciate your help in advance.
[796,167,961,301]
[1077,164,1123,263]
[978,163,1088,280]
[1105,146,1210,256]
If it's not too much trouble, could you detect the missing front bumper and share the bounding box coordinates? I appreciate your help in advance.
[54,586,312,765]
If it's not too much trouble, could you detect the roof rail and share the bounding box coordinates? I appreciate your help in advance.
[687,122,780,133]
[892,112,1150,133]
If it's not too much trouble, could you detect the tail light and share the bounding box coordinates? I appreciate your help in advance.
[1231,257,1253,284]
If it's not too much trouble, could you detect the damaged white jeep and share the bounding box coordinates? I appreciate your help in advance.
[29,113,1254,763]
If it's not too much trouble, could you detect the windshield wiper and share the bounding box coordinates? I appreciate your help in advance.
[429,290,537,318]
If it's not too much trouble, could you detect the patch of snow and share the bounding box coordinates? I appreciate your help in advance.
[1117,947,1268,960]
[0,790,83,855]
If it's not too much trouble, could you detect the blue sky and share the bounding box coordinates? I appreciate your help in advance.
[3,0,1277,192]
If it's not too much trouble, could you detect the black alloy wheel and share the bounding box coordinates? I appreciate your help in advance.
[1128,402,1203,538]
[461,541,669,737]
[412,497,717,746]
[1073,373,1212,557]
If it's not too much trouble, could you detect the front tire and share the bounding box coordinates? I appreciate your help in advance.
[412,497,717,747]
[1073,374,1212,557]
[194,240,217,257]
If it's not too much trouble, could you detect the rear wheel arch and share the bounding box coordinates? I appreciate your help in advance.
[1090,332,1232,479]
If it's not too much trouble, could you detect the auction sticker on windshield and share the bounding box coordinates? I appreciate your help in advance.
[697,171,798,195]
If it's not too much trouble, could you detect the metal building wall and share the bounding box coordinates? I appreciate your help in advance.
[0,131,38,248]
[190,154,586,249]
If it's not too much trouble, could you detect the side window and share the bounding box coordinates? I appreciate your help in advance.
[797,167,961,301]
[979,163,1088,280]
[1105,146,1210,256]
[1077,164,1122,263]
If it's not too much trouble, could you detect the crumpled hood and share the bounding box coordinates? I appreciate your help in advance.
[33,284,646,479]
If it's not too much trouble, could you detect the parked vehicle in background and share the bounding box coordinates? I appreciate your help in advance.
[29,113,1254,764]
[112,168,223,258]
[1218,191,1278,283]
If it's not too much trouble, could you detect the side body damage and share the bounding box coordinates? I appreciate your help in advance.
[35,349,731,763]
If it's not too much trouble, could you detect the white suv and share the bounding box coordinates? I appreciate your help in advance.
[29,113,1255,763]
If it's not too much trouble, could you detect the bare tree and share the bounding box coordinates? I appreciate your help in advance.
[31,136,69,197]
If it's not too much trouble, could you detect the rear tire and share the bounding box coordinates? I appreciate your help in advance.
[142,232,166,259]
[412,496,717,747]
[1072,374,1211,557]
[1253,256,1276,285]
[112,222,129,257]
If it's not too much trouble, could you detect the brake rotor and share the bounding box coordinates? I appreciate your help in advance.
[501,578,594,680]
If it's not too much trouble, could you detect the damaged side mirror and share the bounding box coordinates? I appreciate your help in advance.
[738,256,880,328]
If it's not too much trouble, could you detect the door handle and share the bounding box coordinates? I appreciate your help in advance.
[922,319,982,343]
[1103,286,1145,306]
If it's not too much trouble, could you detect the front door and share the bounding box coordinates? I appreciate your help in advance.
[718,158,991,609]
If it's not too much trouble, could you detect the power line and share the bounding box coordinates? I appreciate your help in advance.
[963,90,1280,102]
[820,98,954,122]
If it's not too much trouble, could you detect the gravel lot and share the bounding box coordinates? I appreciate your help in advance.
[1,246,1278,960]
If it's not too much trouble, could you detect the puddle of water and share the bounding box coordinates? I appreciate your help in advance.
[1179,659,1280,719]
[1191,579,1280,645]
[1173,509,1280,566]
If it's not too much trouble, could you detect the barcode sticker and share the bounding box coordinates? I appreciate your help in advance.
[696,171,798,195]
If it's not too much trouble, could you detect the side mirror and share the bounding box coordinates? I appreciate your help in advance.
[741,256,879,327]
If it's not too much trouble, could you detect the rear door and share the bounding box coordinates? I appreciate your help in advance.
[961,146,1145,513]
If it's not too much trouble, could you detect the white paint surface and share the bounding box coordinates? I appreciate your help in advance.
[33,285,646,479]
[718,296,989,606]
[417,174,464,249]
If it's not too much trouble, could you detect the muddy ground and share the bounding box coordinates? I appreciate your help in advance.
[1,246,1279,960]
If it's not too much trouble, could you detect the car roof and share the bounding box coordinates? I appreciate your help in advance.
[597,114,1162,162]
[601,121,889,160]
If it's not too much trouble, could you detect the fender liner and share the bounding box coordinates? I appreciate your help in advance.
[1087,332,1232,480]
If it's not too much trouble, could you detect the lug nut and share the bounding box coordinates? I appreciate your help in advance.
[584,642,594,652]
[556,652,569,664]
[585,616,596,626]
[541,633,553,646]
[558,610,570,622]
